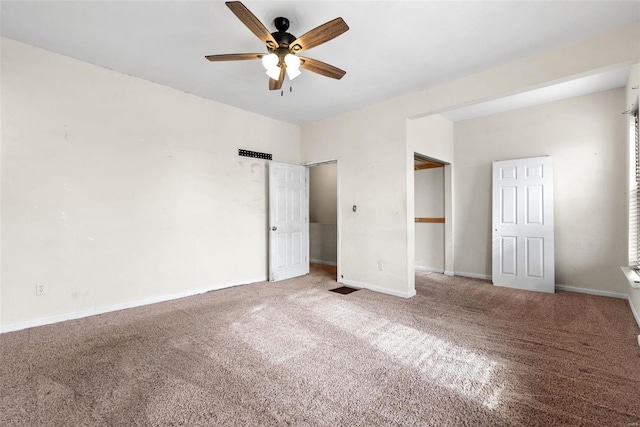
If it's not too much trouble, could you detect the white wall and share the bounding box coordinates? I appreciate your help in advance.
[309,163,337,223]
[453,88,628,294]
[0,38,300,328]
[407,115,454,164]
[309,163,337,264]
[414,167,444,271]
[309,224,337,266]
[407,114,455,281]
[302,105,410,296]
[302,23,638,298]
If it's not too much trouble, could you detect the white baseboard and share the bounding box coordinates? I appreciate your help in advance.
[310,259,337,267]
[415,265,445,274]
[555,285,628,299]
[455,271,492,280]
[627,297,640,329]
[0,276,267,334]
[340,279,416,299]
[416,268,492,281]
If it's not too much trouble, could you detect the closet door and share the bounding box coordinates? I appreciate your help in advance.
[492,156,554,293]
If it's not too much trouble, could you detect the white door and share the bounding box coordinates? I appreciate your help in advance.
[492,156,554,293]
[269,162,309,281]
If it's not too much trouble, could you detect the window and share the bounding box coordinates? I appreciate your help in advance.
[635,110,640,270]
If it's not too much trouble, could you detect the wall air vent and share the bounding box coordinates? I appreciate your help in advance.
[239,149,272,160]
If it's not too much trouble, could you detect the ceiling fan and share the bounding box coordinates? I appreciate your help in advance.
[205,1,349,91]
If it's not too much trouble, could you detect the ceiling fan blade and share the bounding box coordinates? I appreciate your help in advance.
[226,1,279,49]
[205,53,264,61]
[299,57,346,80]
[289,17,349,53]
[269,66,286,91]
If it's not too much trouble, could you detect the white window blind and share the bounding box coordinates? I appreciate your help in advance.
[635,110,640,269]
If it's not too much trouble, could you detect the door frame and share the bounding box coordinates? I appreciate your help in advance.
[302,158,341,281]
[410,153,454,282]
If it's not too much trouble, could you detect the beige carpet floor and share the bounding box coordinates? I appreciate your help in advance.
[1,265,639,426]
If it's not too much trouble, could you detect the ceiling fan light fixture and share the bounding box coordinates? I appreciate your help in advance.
[261,53,278,70]
[265,66,281,80]
[284,53,300,69]
[284,54,301,80]
[286,67,301,80]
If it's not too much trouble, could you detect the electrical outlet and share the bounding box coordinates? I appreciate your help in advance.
[36,283,46,296]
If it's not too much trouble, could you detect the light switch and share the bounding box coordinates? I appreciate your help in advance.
[353,205,357,212]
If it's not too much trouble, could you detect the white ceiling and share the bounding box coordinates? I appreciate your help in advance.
[2,1,639,125]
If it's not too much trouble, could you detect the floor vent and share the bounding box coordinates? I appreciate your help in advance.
[329,286,359,295]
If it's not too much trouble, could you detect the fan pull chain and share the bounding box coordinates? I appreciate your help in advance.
[280,86,293,97]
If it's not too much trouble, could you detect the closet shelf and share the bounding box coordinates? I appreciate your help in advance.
[415,218,445,223]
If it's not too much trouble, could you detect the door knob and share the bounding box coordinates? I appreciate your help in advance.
[271,226,277,231]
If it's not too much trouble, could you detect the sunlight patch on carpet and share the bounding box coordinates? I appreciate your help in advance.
[308,295,503,409]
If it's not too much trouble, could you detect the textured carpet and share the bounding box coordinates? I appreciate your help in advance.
[1,265,639,426]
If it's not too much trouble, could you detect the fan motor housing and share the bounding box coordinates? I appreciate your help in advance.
[271,17,296,49]
[271,31,296,48]
[273,17,290,32]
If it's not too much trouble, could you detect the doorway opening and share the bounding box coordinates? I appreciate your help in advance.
[413,153,452,281]
[305,160,339,281]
